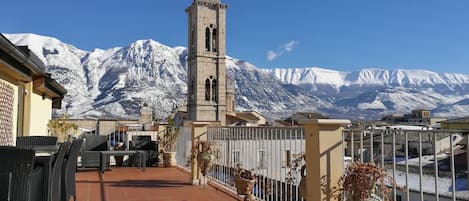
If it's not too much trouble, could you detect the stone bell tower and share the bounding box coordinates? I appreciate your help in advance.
[186,0,227,125]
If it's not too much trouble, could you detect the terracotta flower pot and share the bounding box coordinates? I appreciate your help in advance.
[234,170,255,195]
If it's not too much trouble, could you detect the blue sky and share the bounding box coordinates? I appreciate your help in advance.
[2,0,469,74]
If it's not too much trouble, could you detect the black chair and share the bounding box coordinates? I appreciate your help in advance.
[62,139,83,201]
[129,135,158,166]
[0,146,42,201]
[130,135,152,150]
[0,172,11,201]
[81,135,110,168]
[17,136,58,152]
[50,143,69,201]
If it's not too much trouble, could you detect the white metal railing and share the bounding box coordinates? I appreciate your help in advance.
[206,127,305,201]
[343,128,469,201]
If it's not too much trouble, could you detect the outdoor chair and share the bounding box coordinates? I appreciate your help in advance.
[0,146,43,201]
[129,135,158,166]
[17,136,58,152]
[62,139,83,201]
[0,172,11,201]
[50,143,69,201]
[81,135,110,168]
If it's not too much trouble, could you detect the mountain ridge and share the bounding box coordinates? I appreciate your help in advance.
[5,33,469,120]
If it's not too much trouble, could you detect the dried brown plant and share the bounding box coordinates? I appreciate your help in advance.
[334,162,398,201]
[285,153,305,184]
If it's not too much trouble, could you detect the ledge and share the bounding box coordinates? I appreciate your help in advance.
[298,119,351,125]
[191,121,211,126]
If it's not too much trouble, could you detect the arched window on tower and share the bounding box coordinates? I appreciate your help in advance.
[205,79,210,101]
[191,28,195,53]
[205,27,210,52]
[212,79,217,102]
[212,28,217,52]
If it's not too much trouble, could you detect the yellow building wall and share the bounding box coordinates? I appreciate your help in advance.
[22,82,32,136]
[0,73,19,145]
[441,123,469,130]
[27,92,52,136]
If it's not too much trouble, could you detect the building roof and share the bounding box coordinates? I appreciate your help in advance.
[276,112,328,126]
[285,112,327,122]
[226,114,247,125]
[235,112,260,122]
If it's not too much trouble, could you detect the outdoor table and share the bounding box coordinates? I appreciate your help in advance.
[99,150,147,173]
[34,151,56,201]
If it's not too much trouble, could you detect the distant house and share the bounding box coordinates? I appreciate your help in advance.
[275,112,328,126]
[225,111,265,126]
[440,117,469,147]
[237,111,265,125]
[382,109,446,127]
[0,34,66,145]
[440,116,469,130]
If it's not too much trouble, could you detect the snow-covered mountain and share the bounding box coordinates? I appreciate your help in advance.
[265,67,469,118]
[5,33,469,120]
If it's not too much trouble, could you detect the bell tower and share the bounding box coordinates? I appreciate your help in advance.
[186,0,227,124]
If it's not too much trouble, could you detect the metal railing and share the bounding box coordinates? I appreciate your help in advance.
[206,127,305,201]
[344,128,469,201]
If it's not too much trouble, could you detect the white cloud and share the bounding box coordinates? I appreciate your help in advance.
[266,40,299,61]
[283,41,299,52]
[267,50,280,61]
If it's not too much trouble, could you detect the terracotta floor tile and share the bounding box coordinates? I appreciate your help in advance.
[76,167,237,201]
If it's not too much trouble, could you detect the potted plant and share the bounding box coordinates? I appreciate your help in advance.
[233,165,256,201]
[334,162,398,201]
[160,117,179,167]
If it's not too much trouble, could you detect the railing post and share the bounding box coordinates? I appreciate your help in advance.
[190,121,210,185]
[299,119,351,201]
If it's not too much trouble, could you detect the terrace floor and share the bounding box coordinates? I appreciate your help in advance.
[76,167,237,201]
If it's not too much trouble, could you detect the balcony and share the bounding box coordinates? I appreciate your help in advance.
[75,120,468,201]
